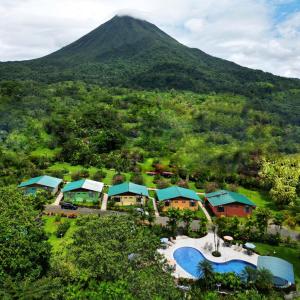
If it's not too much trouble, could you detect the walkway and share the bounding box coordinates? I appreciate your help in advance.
[101,193,108,211]
[150,197,160,217]
[51,192,63,206]
[158,233,259,279]
[198,201,212,223]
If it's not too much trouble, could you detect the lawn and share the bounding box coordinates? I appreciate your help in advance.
[255,242,300,289]
[43,215,77,253]
[237,187,276,212]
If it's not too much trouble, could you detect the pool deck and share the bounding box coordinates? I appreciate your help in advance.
[158,232,259,279]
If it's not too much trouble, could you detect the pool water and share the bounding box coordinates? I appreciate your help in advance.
[173,247,256,278]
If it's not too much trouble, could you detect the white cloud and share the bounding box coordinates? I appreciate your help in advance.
[0,0,300,78]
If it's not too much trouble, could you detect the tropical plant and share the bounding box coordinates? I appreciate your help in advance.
[166,208,181,237]
[181,209,194,233]
[197,260,215,290]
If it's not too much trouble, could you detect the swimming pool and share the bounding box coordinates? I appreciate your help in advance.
[173,247,256,278]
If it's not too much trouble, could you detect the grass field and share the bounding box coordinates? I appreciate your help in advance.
[237,187,276,211]
[255,242,299,289]
[43,215,77,253]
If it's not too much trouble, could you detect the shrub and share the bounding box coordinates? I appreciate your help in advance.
[112,174,125,185]
[204,182,219,193]
[93,170,107,181]
[177,179,189,188]
[227,183,238,192]
[195,181,203,189]
[54,215,61,222]
[71,169,89,181]
[156,179,170,189]
[56,221,70,238]
[130,173,144,185]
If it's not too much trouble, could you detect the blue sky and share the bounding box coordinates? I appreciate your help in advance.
[272,0,300,22]
[0,0,300,78]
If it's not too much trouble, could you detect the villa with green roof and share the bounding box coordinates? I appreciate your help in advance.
[62,179,104,205]
[204,190,256,217]
[156,186,201,211]
[18,175,62,195]
[108,182,149,206]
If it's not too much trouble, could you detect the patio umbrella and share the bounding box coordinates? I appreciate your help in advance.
[223,236,233,241]
[160,237,169,244]
[244,242,256,249]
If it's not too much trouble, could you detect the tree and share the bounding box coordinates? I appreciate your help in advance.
[272,212,285,233]
[254,207,272,235]
[0,187,50,284]
[166,208,181,237]
[197,260,214,290]
[181,209,194,233]
[256,268,273,291]
[58,215,182,299]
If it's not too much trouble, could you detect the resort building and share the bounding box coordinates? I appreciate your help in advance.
[257,256,295,288]
[108,182,149,206]
[204,190,256,217]
[62,179,104,205]
[156,186,201,211]
[18,175,62,195]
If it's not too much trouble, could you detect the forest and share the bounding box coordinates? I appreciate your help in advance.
[0,79,300,299]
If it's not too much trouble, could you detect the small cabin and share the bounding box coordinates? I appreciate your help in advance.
[18,175,62,195]
[108,182,149,206]
[157,186,201,211]
[62,179,104,205]
[204,190,256,217]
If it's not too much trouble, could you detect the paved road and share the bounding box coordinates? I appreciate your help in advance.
[44,206,299,241]
[44,205,124,216]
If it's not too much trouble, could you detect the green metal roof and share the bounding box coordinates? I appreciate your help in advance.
[62,179,104,193]
[18,175,62,189]
[205,190,255,207]
[257,256,295,286]
[157,186,201,202]
[108,182,149,197]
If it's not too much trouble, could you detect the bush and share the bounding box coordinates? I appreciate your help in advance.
[176,179,189,188]
[227,183,238,192]
[112,174,125,185]
[71,168,89,181]
[56,221,70,238]
[54,215,61,222]
[130,173,144,185]
[195,181,203,189]
[93,170,107,181]
[204,182,219,193]
[156,179,170,189]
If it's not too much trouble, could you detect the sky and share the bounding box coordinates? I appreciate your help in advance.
[0,0,300,78]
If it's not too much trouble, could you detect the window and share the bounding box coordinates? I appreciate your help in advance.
[217,206,224,212]
[182,200,186,203]
[190,201,196,207]
[174,201,178,203]
[114,197,121,202]
[165,201,170,206]
[244,206,250,213]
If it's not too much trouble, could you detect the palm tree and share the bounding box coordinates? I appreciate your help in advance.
[241,266,257,288]
[256,268,273,291]
[197,259,214,290]
[181,209,194,234]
